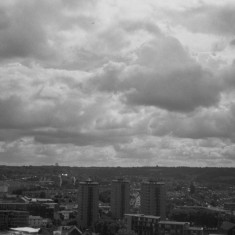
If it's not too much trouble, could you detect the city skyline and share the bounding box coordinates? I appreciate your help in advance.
[0,0,235,167]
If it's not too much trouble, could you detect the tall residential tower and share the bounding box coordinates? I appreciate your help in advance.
[140,180,166,219]
[111,178,130,219]
[78,179,99,228]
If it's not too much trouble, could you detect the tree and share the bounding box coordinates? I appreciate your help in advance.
[116,229,137,235]
[189,182,195,194]
[99,190,111,203]
[170,208,219,227]
[39,191,46,198]
[66,219,78,226]
[53,219,62,226]
[95,219,120,235]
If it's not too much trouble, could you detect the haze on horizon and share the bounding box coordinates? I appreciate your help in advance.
[0,0,235,167]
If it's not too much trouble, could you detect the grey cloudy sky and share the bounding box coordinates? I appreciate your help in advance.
[1,0,235,167]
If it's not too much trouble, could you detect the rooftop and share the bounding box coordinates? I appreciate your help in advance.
[189,227,203,231]
[159,221,190,225]
[125,214,161,219]
[142,181,165,185]
[79,180,99,185]
[29,215,42,219]
[0,202,27,205]
[112,178,129,183]
[10,227,40,234]
[0,210,29,213]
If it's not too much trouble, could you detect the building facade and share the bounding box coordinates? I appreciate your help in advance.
[224,203,235,211]
[29,215,43,228]
[0,210,29,229]
[111,179,130,219]
[0,203,28,211]
[77,179,99,229]
[59,210,73,220]
[125,214,160,235]
[125,216,203,235]
[28,202,58,220]
[158,221,203,235]
[0,182,8,196]
[141,181,166,219]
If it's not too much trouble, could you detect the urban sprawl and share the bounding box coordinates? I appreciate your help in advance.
[0,166,235,235]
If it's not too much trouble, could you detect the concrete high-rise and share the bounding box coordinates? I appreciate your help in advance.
[111,178,130,219]
[78,179,99,228]
[140,181,166,219]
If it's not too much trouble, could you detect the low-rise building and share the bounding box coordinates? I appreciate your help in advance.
[10,227,40,234]
[59,210,73,220]
[0,183,8,196]
[42,218,51,227]
[125,214,160,235]
[28,202,59,220]
[158,221,203,235]
[224,203,235,211]
[0,203,28,211]
[158,221,190,235]
[218,221,235,235]
[0,210,29,229]
[125,216,204,235]
[53,226,83,235]
[188,226,204,235]
[29,215,43,228]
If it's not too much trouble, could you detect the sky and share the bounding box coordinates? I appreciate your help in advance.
[0,0,235,167]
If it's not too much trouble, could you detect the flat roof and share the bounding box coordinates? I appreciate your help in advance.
[189,227,203,231]
[159,221,189,225]
[10,227,40,233]
[0,210,28,213]
[112,179,129,183]
[29,215,42,219]
[79,181,99,185]
[125,214,161,219]
[0,203,27,204]
[142,181,165,185]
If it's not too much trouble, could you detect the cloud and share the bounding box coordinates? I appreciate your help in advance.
[0,96,55,129]
[0,64,141,147]
[149,102,235,142]
[125,65,220,112]
[0,0,101,68]
[230,39,235,46]
[93,37,222,112]
[0,0,57,61]
[0,0,235,167]
[168,3,235,35]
